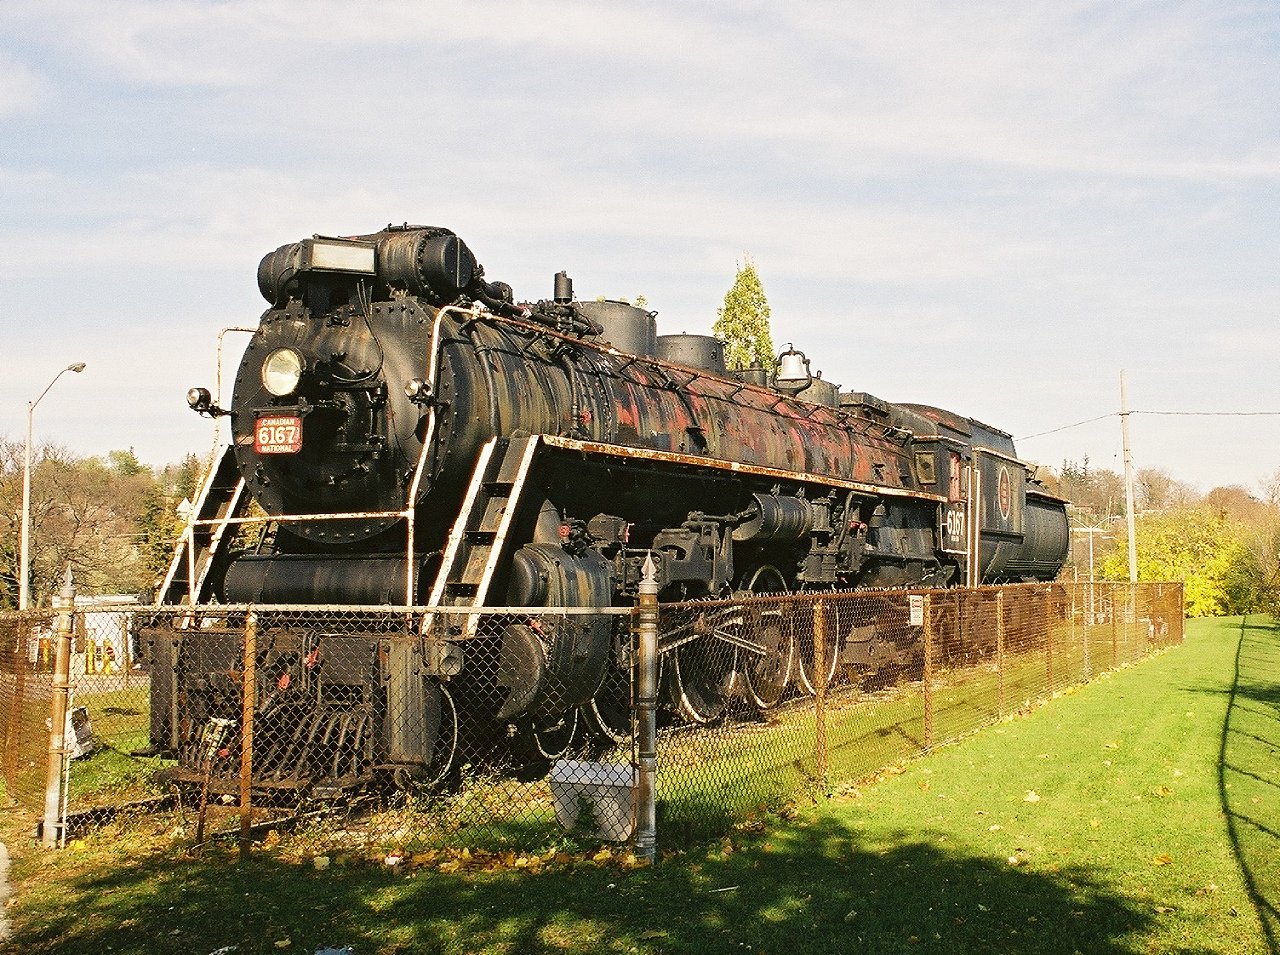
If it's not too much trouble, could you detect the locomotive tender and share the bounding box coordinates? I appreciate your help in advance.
[147,223,1068,793]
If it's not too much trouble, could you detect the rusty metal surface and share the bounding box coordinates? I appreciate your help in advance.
[471,312,924,492]
[539,435,946,503]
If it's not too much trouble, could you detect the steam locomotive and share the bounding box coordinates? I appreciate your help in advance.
[144,223,1068,794]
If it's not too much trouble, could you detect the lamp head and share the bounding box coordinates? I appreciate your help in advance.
[68,362,86,373]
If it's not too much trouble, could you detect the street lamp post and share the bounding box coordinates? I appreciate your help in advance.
[19,362,86,611]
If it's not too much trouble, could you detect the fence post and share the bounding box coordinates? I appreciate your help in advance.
[1110,583,1119,668]
[633,555,659,864]
[4,615,29,793]
[1082,582,1091,680]
[996,589,1005,719]
[239,610,257,862]
[42,566,75,849]
[1044,587,1054,692]
[813,599,828,789]
[922,594,934,751]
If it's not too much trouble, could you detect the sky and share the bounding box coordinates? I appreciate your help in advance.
[1,0,1277,494]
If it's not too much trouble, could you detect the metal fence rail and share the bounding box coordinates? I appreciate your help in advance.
[0,581,1183,857]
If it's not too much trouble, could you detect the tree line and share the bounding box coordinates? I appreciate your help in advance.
[0,441,202,609]
[1046,458,1280,617]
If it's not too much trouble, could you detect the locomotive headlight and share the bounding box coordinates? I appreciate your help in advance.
[262,347,304,397]
[187,387,212,413]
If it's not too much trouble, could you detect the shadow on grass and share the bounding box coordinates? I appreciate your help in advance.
[1220,616,1280,951]
[11,815,1176,955]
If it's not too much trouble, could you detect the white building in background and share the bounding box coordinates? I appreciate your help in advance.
[72,594,142,677]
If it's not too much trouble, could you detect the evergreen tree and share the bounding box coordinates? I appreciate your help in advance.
[713,256,774,370]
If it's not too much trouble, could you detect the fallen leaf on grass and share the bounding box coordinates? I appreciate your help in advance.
[1151,786,1173,798]
[1023,791,1041,803]
[1151,854,1174,866]
[1154,905,1176,914]
[1104,741,1120,749]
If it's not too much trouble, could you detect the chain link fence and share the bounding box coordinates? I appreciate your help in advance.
[655,581,1183,842]
[1,582,1182,857]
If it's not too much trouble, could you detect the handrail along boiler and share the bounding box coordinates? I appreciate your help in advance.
[144,224,1069,796]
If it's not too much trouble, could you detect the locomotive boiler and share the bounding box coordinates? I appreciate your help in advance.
[145,223,1068,795]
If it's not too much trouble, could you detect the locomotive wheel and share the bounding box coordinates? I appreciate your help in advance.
[533,709,579,760]
[671,626,737,724]
[796,594,842,696]
[740,565,794,710]
[583,653,633,744]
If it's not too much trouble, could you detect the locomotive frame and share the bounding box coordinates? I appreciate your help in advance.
[143,223,1069,798]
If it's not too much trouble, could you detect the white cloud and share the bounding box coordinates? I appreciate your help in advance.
[0,0,1277,488]
[0,53,49,115]
[8,1,1278,181]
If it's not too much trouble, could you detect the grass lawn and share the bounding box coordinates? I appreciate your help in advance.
[4,615,1277,954]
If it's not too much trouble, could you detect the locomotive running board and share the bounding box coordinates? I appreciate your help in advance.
[537,435,948,503]
[424,434,541,634]
[155,441,250,607]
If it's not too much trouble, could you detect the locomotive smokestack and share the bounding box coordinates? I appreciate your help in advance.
[554,270,574,304]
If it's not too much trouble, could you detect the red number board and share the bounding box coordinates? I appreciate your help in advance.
[255,415,303,454]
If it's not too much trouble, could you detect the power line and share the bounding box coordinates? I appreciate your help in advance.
[1018,413,1116,441]
[1018,409,1280,441]
[1133,410,1280,417]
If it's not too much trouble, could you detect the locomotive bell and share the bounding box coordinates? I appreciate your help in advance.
[773,344,812,395]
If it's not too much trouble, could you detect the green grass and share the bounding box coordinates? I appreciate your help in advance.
[657,619,1164,842]
[66,685,165,806]
[820,615,1276,954]
[5,616,1276,954]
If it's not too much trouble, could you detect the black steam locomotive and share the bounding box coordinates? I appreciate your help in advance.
[145,224,1068,794]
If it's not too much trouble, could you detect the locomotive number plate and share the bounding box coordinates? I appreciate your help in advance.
[255,415,303,454]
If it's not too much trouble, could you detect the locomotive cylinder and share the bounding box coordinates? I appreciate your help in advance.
[732,493,814,542]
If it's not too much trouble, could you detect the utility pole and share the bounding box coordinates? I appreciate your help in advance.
[1120,371,1138,584]
[1071,523,1111,624]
